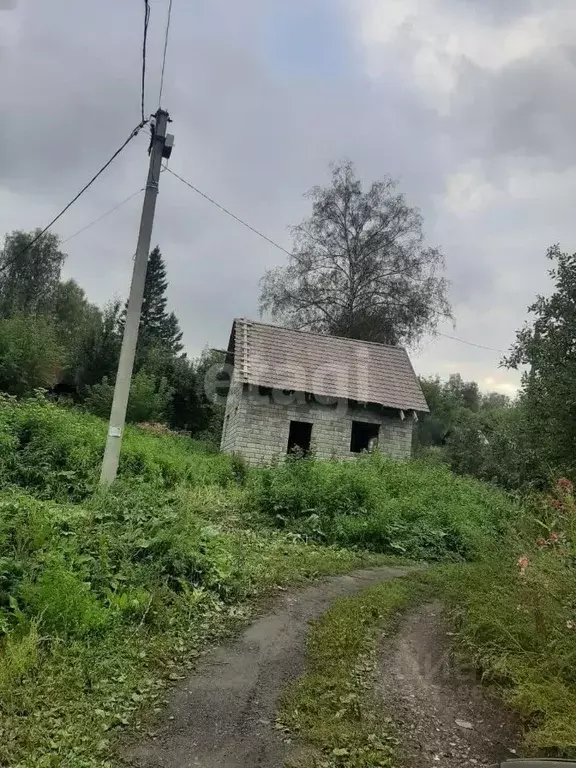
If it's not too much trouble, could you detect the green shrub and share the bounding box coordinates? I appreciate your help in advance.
[84,371,174,424]
[251,453,516,560]
[0,315,62,396]
[20,562,109,637]
[106,585,153,619]
[0,624,40,699]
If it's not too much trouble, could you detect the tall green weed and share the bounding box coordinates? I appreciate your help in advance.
[0,480,375,767]
[431,478,576,755]
[0,394,234,499]
[251,453,516,560]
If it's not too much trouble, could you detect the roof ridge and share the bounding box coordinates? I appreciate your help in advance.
[234,317,408,353]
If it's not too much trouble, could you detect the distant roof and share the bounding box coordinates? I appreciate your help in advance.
[227,319,429,413]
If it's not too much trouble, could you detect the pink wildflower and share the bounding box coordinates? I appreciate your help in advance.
[558,478,573,493]
[535,538,547,548]
[517,555,529,573]
[548,532,563,544]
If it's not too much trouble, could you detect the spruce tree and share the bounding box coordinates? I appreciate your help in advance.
[121,246,184,358]
[140,246,169,340]
[162,311,183,355]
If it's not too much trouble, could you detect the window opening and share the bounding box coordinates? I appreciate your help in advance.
[350,421,379,453]
[287,420,313,455]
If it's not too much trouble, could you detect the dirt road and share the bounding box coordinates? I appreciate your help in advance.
[120,565,412,768]
[376,601,520,767]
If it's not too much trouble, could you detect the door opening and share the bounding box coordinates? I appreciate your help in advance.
[287,420,313,455]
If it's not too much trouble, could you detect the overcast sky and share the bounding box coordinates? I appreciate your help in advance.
[2,0,575,395]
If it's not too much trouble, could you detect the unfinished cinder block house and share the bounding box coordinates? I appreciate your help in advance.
[220,318,429,466]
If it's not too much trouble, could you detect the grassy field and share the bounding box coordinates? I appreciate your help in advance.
[0,486,378,768]
[0,397,385,766]
[1,395,570,765]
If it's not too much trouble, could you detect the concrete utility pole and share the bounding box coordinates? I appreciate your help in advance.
[99,109,173,486]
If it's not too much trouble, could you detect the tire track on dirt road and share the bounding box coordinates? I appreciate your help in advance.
[120,565,413,768]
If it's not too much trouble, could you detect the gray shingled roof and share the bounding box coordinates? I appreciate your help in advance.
[228,318,429,412]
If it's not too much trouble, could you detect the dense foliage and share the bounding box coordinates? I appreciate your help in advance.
[415,246,576,492]
[0,395,232,501]
[0,230,223,439]
[505,244,576,480]
[0,230,65,318]
[252,452,514,560]
[0,315,62,396]
[413,373,529,489]
[118,245,184,362]
[0,395,570,762]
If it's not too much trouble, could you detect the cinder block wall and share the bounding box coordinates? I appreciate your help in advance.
[220,384,413,466]
[220,371,245,454]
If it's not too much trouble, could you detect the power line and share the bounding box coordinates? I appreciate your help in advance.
[158,0,174,108]
[164,166,293,258]
[63,169,168,251]
[165,165,508,356]
[141,0,151,123]
[437,332,506,354]
[0,120,148,275]
[62,166,168,246]
[62,187,144,245]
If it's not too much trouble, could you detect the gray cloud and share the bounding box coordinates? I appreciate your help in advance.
[448,0,538,22]
[0,3,144,190]
[451,47,576,169]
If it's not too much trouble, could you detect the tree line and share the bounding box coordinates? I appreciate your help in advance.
[408,245,576,491]
[0,231,223,439]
